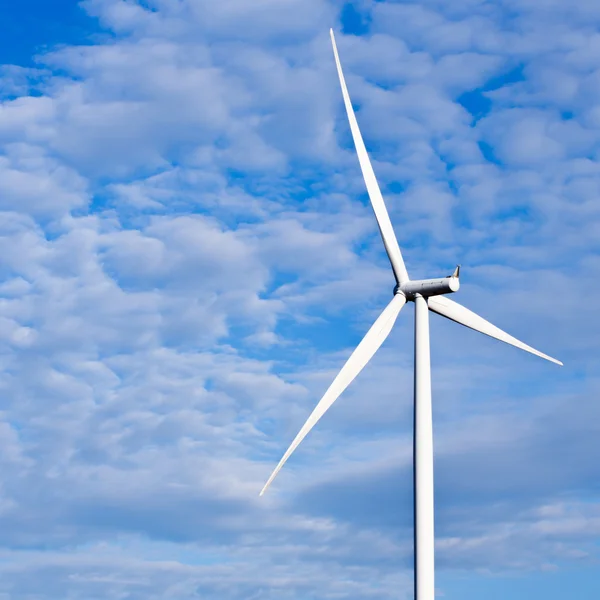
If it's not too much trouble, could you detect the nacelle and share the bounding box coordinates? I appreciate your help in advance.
[397,276,459,299]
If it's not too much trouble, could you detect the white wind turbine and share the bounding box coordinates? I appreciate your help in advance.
[260,29,563,600]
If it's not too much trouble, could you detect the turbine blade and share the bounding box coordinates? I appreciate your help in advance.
[260,293,407,496]
[330,29,409,285]
[427,295,563,366]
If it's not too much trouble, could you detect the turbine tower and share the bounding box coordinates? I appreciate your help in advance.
[260,29,563,600]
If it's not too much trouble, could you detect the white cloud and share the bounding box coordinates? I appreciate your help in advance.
[0,0,598,598]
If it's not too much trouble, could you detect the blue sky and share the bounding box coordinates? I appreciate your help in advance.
[0,0,598,598]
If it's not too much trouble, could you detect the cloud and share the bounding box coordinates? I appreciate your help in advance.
[0,0,598,598]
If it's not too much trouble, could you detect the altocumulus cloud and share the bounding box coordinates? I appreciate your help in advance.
[0,0,598,599]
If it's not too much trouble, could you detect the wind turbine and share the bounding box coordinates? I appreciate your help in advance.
[260,29,563,600]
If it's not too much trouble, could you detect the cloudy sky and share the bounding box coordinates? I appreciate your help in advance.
[0,0,599,598]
